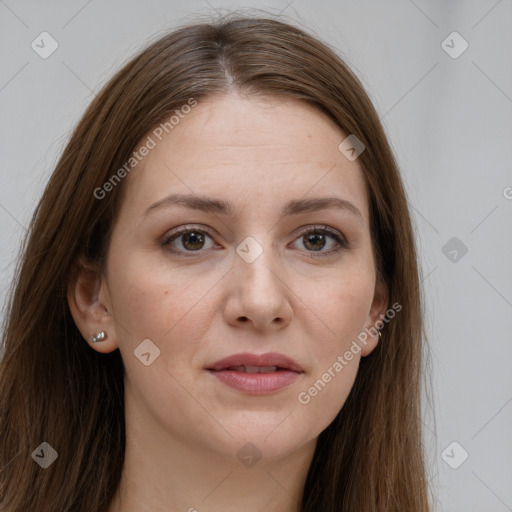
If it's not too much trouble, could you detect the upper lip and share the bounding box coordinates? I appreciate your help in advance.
[207,352,303,372]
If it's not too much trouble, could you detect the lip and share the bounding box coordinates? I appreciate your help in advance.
[206,352,304,395]
[207,352,303,373]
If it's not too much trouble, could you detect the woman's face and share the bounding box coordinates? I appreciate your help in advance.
[92,94,387,461]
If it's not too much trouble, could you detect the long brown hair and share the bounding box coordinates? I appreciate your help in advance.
[0,13,431,511]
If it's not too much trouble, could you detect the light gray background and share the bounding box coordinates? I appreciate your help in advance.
[1,1,511,510]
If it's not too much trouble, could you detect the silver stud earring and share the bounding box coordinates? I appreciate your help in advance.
[90,331,107,343]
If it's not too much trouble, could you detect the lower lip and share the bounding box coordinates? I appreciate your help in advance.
[207,369,302,394]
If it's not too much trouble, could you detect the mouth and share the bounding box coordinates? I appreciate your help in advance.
[207,352,303,372]
[219,365,283,373]
[206,352,304,395]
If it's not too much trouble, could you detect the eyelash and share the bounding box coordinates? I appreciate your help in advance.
[161,224,349,259]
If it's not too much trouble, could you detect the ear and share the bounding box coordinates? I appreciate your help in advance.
[360,279,389,357]
[67,257,119,354]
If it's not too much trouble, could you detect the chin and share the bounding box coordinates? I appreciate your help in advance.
[211,416,313,461]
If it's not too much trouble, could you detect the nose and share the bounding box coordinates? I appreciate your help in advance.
[223,240,293,332]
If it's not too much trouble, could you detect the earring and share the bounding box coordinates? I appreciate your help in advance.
[90,331,107,343]
[378,329,382,338]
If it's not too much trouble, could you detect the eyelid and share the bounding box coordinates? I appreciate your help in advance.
[163,224,214,240]
[294,224,348,244]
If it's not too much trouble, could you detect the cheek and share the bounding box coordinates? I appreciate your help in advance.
[296,351,360,438]
[293,266,374,424]
[107,252,219,366]
[299,264,375,347]
[107,256,218,424]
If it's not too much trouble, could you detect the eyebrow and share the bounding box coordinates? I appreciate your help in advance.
[143,193,363,222]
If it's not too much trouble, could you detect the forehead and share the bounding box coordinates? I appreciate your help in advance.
[120,94,369,223]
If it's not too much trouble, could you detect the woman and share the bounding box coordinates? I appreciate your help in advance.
[0,14,432,512]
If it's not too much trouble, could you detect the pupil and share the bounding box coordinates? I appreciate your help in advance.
[183,232,204,250]
[305,233,325,251]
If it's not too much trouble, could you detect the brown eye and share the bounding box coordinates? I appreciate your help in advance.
[162,227,216,255]
[302,232,327,252]
[292,226,348,258]
[179,231,206,251]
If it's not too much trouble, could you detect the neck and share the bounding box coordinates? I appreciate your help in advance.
[107,385,317,512]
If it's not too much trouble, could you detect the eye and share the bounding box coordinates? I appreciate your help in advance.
[291,225,348,258]
[162,224,349,258]
[162,226,216,256]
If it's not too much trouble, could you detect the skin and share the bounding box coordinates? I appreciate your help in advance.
[68,93,388,512]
